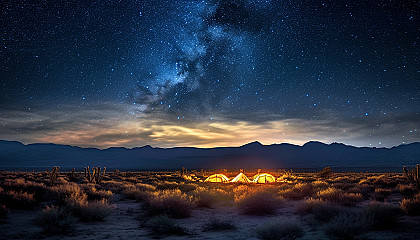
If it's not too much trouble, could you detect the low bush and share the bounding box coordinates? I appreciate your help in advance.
[72,199,114,222]
[123,188,152,202]
[371,188,392,202]
[278,183,314,200]
[236,191,284,215]
[80,184,113,200]
[202,218,236,232]
[0,189,36,209]
[317,187,363,206]
[178,183,197,193]
[256,218,305,240]
[323,210,372,240]
[146,215,186,236]
[296,198,326,215]
[145,190,195,218]
[398,184,417,197]
[156,182,180,191]
[401,193,420,215]
[365,202,402,229]
[135,183,156,192]
[311,202,346,223]
[36,206,76,235]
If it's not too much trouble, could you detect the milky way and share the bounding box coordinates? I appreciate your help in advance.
[1,0,419,148]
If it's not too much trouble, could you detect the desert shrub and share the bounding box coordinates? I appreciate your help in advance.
[364,202,402,229]
[317,167,332,179]
[256,218,305,240]
[156,182,180,191]
[296,198,326,215]
[72,199,114,222]
[135,183,156,192]
[202,218,236,231]
[191,189,218,208]
[145,190,195,218]
[0,204,7,221]
[0,189,36,209]
[178,184,197,193]
[50,183,87,206]
[312,180,329,190]
[371,188,392,202]
[401,193,420,215]
[398,184,417,197]
[80,184,113,200]
[1,178,49,201]
[372,175,397,188]
[323,210,373,240]
[146,215,186,236]
[36,206,76,235]
[317,188,363,206]
[312,202,346,223]
[123,188,152,202]
[101,180,129,193]
[348,184,374,199]
[278,183,314,200]
[236,190,284,215]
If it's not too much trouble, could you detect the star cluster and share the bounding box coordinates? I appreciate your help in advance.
[1,0,419,148]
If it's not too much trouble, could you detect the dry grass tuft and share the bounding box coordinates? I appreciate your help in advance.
[145,190,195,218]
[146,215,187,236]
[256,218,305,240]
[36,206,76,235]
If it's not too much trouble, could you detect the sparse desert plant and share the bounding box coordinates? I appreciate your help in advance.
[311,202,346,223]
[318,167,332,179]
[177,183,197,193]
[323,210,373,240]
[371,188,392,201]
[278,183,314,200]
[256,218,305,240]
[317,187,363,206]
[80,184,113,200]
[364,202,402,229]
[156,182,180,191]
[398,184,417,196]
[72,199,114,222]
[236,190,284,215]
[202,218,236,231]
[123,188,152,202]
[36,205,76,235]
[401,193,420,215]
[296,198,326,215]
[0,188,36,209]
[135,183,156,192]
[146,215,186,236]
[192,188,218,208]
[145,190,195,218]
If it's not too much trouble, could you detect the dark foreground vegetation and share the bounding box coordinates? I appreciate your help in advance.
[0,166,419,239]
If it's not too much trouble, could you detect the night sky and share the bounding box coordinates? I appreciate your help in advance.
[1,0,419,148]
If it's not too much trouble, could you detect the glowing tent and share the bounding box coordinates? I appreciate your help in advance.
[230,172,252,183]
[253,173,276,183]
[204,174,230,182]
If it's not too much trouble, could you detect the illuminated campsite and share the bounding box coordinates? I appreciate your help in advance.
[1,166,420,239]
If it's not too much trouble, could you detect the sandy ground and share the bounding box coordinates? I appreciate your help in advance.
[0,194,419,240]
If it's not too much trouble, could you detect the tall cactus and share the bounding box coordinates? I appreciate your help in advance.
[403,164,420,189]
[46,166,60,185]
[84,166,106,184]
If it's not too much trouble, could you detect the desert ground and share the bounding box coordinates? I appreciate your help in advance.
[0,167,419,240]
